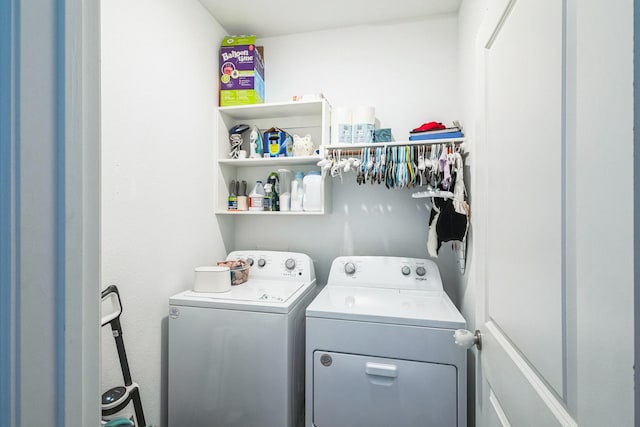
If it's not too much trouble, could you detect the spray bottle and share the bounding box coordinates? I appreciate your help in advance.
[267,172,280,211]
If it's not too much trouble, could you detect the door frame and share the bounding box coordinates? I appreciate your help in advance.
[634,0,640,420]
[63,0,101,424]
[0,0,101,425]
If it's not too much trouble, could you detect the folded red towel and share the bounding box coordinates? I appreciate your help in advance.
[412,121,446,132]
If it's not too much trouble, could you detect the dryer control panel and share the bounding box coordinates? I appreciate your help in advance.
[327,256,443,292]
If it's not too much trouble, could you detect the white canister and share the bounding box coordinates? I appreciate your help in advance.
[352,105,375,144]
[302,171,322,212]
[193,266,231,292]
[331,106,352,144]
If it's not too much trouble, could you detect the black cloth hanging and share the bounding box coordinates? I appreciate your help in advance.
[429,171,469,254]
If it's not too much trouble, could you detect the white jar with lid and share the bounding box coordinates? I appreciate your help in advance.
[302,171,322,212]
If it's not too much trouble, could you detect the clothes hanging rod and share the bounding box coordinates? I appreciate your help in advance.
[325,138,465,150]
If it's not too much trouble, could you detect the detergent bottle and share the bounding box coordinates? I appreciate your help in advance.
[249,180,265,211]
[302,171,322,211]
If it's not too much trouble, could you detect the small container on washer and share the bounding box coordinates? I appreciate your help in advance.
[229,264,250,285]
[217,259,250,285]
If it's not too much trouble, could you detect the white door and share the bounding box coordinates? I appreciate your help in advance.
[475,0,634,426]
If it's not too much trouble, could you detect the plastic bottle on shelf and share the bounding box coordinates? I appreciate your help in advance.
[278,169,292,211]
[227,179,238,211]
[237,180,248,211]
[263,183,274,211]
[302,171,322,212]
[267,172,280,211]
[249,180,265,211]
[290,172,305,212]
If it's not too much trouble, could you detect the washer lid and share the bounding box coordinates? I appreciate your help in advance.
[170,279,314,313]
[306,285,466,329]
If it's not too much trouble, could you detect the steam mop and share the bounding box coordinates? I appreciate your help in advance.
[101,285,146,427]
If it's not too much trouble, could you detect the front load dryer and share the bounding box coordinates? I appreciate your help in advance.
[168,250,317,427]
[305,256,467,427]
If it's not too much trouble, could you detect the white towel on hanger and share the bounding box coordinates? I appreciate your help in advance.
[427,204,440,258]
[452,153,470,217]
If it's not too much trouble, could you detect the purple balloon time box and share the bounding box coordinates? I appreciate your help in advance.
[219,35,265,106]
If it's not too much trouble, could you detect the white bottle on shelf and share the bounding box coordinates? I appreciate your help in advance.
[263,183,274,211]
[278,169,292,211]
[302,171,322,211]
[249,180,265,211]
[290,172,304,212]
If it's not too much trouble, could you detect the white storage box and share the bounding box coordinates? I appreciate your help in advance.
[193,266,231,293]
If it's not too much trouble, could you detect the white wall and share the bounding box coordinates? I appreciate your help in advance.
[457,0,485,324]
[100,1,227,425]
[233,15,464,297]
[456,1,487,425]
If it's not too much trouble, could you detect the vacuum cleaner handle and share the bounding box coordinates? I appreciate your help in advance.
[101,285,123,327]
[100,284,147,426]
[101,284,134,386]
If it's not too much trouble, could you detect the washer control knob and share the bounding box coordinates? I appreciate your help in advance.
[416,266,426,277]
[285,258,296,270]
[257,258,266,268]
[401,266,411,276]
[344,262,356,275]
[247,258,254,266]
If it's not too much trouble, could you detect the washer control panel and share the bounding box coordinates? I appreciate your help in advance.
[328,256,443,291]
[227,250,315,282]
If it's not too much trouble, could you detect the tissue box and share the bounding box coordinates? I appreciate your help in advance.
[373,128,392,143]
[219,35,265,106]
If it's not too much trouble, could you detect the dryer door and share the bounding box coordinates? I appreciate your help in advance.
[312,351,457,427]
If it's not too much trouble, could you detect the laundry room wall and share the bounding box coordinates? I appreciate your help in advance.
[232,14,465,299]
[456,0,485,332]
[100,1,227,425]
[455,1,488,424]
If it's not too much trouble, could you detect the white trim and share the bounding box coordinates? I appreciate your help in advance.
[63,0,101,425]
[488,389,511,427]
[485,0,517,49]
[486,321,577,427]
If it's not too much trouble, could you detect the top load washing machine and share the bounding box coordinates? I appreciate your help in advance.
[305,256,467,427]
[168,250,317,427]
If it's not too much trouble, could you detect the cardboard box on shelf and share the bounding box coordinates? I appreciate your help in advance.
[219,35,265,106]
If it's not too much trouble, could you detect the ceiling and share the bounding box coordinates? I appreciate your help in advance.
[199,0,462,38]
